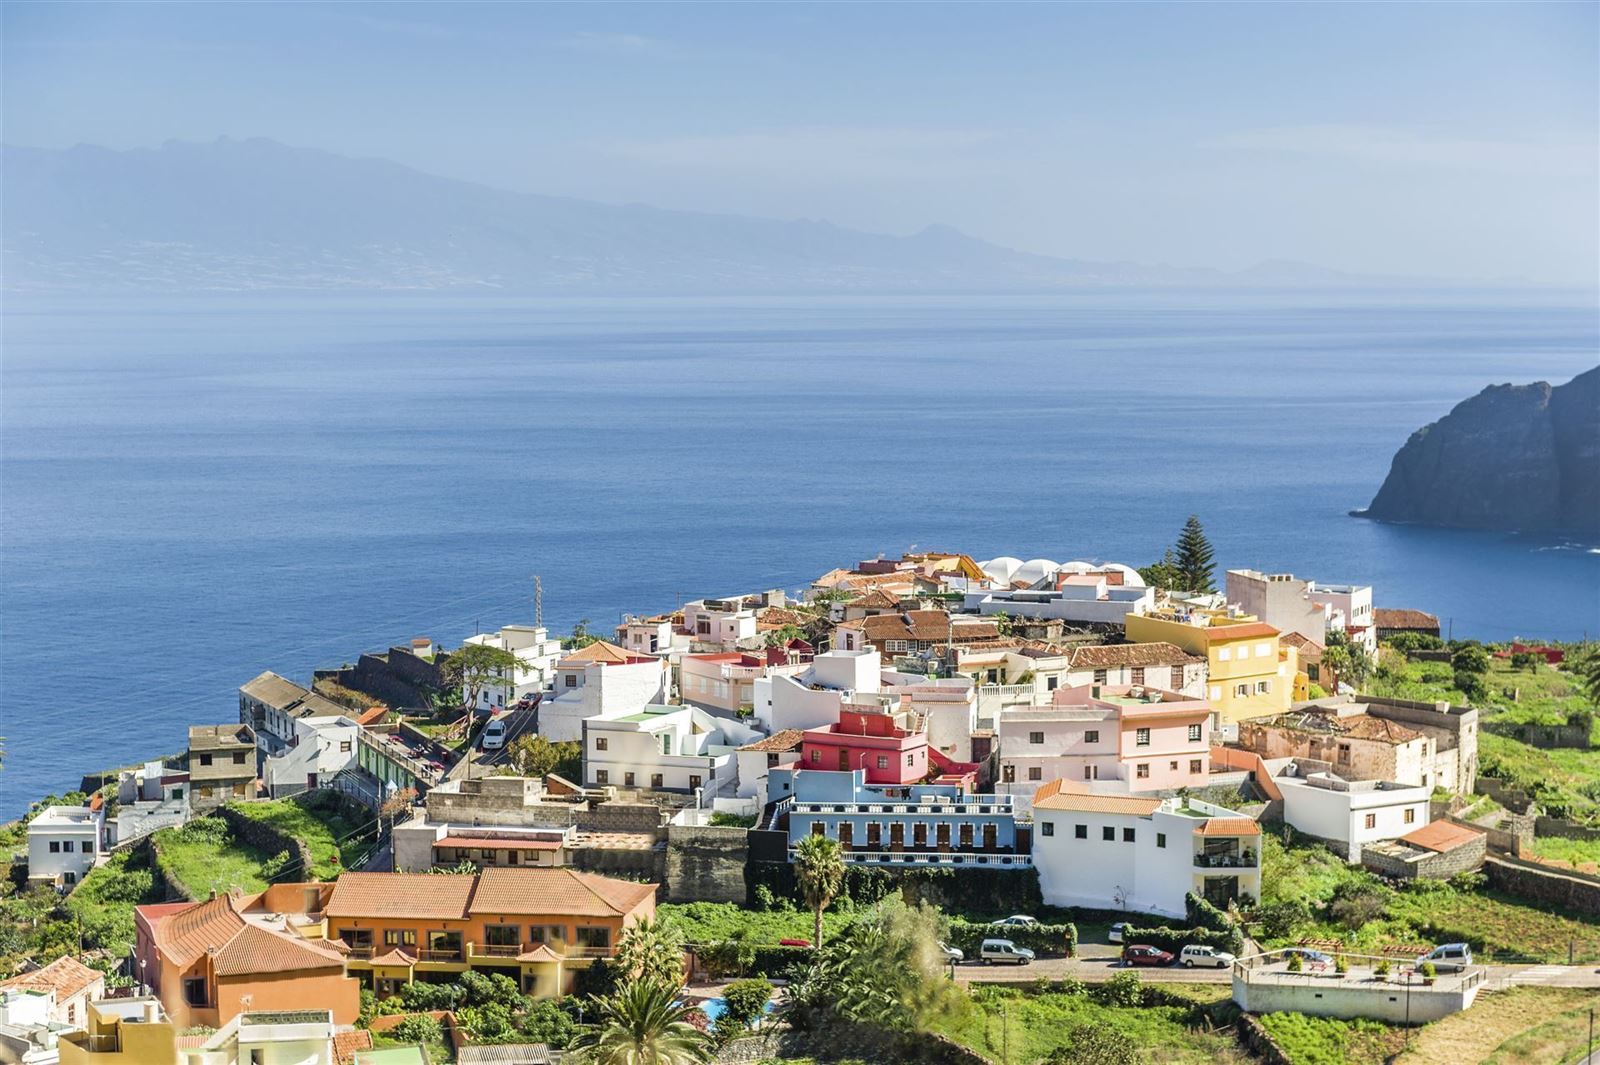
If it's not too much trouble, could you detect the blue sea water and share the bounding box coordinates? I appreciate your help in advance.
[2,291,1597,817]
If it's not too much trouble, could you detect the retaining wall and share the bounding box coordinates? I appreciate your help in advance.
[1485,855,1600,918]
[665,823,749,903]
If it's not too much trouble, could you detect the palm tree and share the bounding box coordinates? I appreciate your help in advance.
[570,980,711,1065]
[614,916,686,990]
[794,834,845,949]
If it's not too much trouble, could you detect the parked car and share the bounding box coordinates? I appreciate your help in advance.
[1178,945,1235,968]
[1416,943,1473,973]
[939,942,964,963]
[980,938,1035,965]
[480,717,509,750]
[1108,922,1128,944]
[994,915,1039,927]
[1122,945,1175,967]
[1283,948,1333,966]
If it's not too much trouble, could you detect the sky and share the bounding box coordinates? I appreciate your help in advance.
[4,1,1597,284]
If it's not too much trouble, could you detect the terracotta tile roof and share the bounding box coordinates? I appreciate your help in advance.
[1261,709,1423,745]
[850,589,902,609]
[1400,820,1482,853]
[560,640,643,665]
[147,894,248,967]
[211,923,345,976]
[326,872,479,920]
[1195,817,1261,837]
[355,705,390,727]
[814,569,922,592]
[436,835,562,851]
[515,944,563,963]
[0,956,103,1001]
[1066,642,1204,670]
[334,1030,374,1065]
[1277,631,1324,655]
[240,671,310,710]
[1374,608,1440,630]
[841,611,999,643]
[756,607,809,629]
[369,947,417,967]
[737,729,807,753]
[1031,779,1163,815]
[458,1046,553,1065]
[468,867,656,918]
[1202,622,1281,642]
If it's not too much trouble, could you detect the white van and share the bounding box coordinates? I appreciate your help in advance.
[1178,945,1235,968]
[481,717,509,750]
[979,938,1035,965]
[1416,943,1472,973]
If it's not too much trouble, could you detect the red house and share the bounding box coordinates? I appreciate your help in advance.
[799,707,979,787]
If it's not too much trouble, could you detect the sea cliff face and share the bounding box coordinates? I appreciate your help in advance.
[1360,366,1599,539]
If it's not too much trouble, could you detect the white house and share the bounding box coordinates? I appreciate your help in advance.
[752,649,885,734]
[237,671,349,757]
[582,704,762,793]
[0,956,105,1029]
[190,1008,338,1065]
[681,597,760,649]
[885,675,979,762]
[538,641,670,742]
[1226,570,1377,655]
[113,761,190,846]
[1274,761,1432,862]
[615,614,690,658]
[463,624,564,710]
[963,575,1155,628]
[27,805,105,889]
[733,729,806,801]
[261,715,361,797]
[1030,780,1262,918]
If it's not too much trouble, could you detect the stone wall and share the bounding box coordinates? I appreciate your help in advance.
[1360,833,1485,880]
[570,844,666,888]
[1476,778,1536,814]
[1536,816,1600,842]
[1485,855,1600,918]
[215,804,316,881]
[1486,721,1592,749]
[315,646,443,710]
[575,802,666,834]
[1237,1014,1292,1065]
[666,824,749,903]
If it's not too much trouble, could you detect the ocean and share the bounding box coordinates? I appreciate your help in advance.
[2,290,1597,817]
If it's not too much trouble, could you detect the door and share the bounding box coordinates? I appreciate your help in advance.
[936,824,951,850]
[838,822,854,849]
[959,824,974,848]
[982,824,997,851]
[913,823,927,849]
[889,823,905,851]
[838,750,850,770]
[1202,877,1237,908]
[866,823,881,849]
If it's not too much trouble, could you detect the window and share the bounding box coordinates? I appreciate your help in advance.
[905,753,914,766]
[1027,766,1042,781]
[1046,676,1058,691]
[689,775,702,790]
[1257,643,1272,658]
[1306,664,1321,682]
[876,756,888,770]
[183,978,208,1006]
[1169,761,1178,771]
[1041,822,1054,836]
[63,871,76,885]
[575,927,612,951]
[811,822,826,836]
[1234,684,1248,698]
[1093,669,1108,684]
[384,929,417,947]
[595,737,609,751]
[200,786,214,799]
[1190,759,1203,774]
[810,749,822,763]
[1170,666,1184,689]
[1404,808,1416,824]
[1083,765,1098,780]
[595,770,609,784]
[233,751,247,764]
[1029,731,1045,745]
[61,840,74,853]
[624,772,635,787]
[1102,826,1115,841]
[1131,667,1145,685]
[48,841,60,853]
[1135,728,1150,746]
[1084,730,1099,744]
[1209,686,1221,700]
[1187,724,1202,742]
[1218,648,1232,661]
[660,735,671,755]
[1002,765,1015,783]
[1136,763,1149,779]
[339,741,352,753]
[650,774,663,788]
[251,1051,265,1065]
[199,753,213,766]
[1075,824,1088,839]
[1337,743,1350,765]
[1255,680,1270,694]
[886,640,908,653]
[1156,832,1166,848]
[1364,813,1376,830]
[1123,828,1135,842]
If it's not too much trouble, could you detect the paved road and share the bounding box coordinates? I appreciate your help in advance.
[955,955,1231,984]
[444,706,539,782]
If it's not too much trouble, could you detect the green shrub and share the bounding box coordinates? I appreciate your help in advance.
[388,1014,442,1045]
[1117,924,1242,957]
[944,920,1075,956]
[1097,971,1142,1008]
[1287,953,1304,972]
[719,977,773,1036]
[1043,1023,1138,1065]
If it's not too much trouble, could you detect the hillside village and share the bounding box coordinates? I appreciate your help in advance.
[4,533,1600,1065]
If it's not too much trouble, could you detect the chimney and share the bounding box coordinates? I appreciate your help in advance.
[143,1001,161,1024]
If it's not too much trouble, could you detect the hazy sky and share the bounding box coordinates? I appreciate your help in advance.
[5,1,1597,283]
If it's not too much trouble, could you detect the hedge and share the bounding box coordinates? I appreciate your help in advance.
[746,945,811,979]
[1119,924,1244,957]
[747,862,1045,916]
[945,920,1077,956]
[1184,892,1235,934]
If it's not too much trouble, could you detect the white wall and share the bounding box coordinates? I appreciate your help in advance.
[541,659,669,741]
[1278,775,1431,861]
[27,807,103,885]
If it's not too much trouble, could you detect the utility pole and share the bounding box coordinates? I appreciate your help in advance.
[534,574,543,629]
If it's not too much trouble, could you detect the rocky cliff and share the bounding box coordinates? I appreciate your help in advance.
[1358,366,1599,539]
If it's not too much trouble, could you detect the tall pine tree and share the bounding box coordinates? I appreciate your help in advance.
[1174,514,1216,593]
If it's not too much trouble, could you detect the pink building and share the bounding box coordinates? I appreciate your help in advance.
[998,685,1212,806]
[800,707,979,788]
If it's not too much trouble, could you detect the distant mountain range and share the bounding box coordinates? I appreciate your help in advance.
[3,137,1449,294]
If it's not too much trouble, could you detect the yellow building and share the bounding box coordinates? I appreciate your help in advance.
[1124,612,1299,728]
[59,999,180,1065]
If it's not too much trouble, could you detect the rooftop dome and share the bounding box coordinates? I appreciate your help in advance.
[979,557,1023,584]
[1014,558,1061,586]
